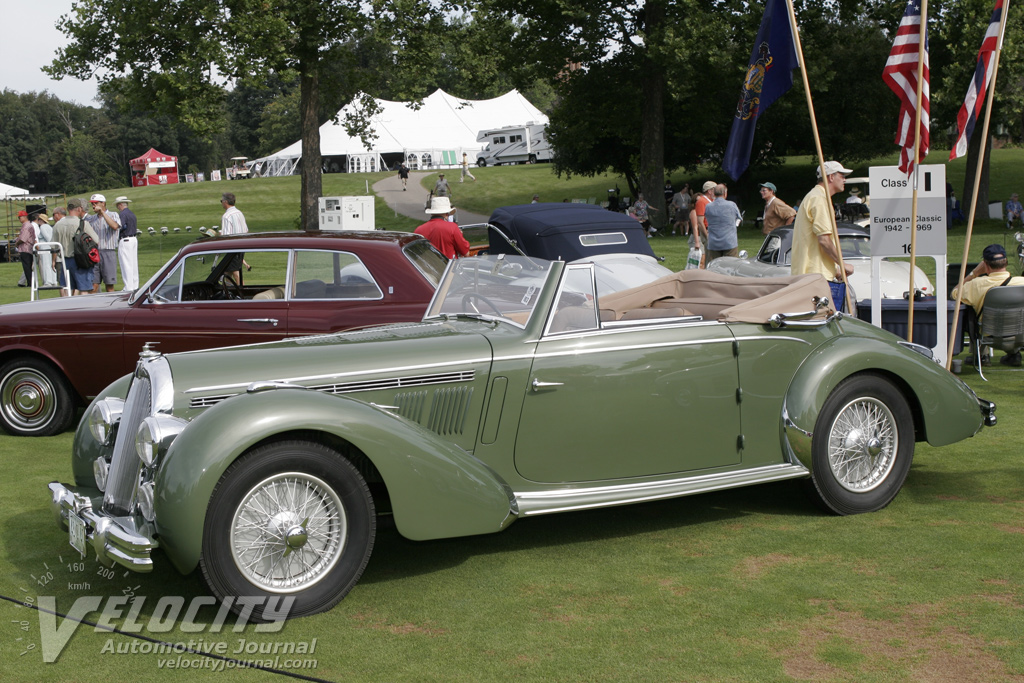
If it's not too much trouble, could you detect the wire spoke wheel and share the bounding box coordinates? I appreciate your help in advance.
[806,374,914,515]
[202,441,375,619]
[230,472,347,593]
[826,397,897,493]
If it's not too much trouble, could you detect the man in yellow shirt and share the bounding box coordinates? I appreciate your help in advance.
[951,243,1024,366]
[791,161,856,279]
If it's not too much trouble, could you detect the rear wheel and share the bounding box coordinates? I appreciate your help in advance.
[804,374,914,515]
[528,154,537,164]
[0,356,75,436]
[200,440,376,620]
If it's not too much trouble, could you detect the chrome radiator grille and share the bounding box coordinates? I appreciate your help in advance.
[102,373,152,515]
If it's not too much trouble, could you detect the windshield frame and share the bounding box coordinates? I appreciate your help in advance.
[423,254,557,329]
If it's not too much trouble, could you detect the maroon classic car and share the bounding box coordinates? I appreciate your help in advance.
[0,231,447,436]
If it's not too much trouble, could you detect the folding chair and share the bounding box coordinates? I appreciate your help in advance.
[971,285,1024,379]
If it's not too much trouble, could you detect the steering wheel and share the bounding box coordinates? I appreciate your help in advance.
[462,293,502,316]
[220,277,244,300]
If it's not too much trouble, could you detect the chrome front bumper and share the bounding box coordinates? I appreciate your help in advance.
[47,482,155,572]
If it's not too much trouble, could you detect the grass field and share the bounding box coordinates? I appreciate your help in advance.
[1,153,1023,681]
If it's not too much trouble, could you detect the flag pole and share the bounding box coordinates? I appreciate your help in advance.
[906,0,929,343]
[783,0,853,313]
[946,0,1011,369]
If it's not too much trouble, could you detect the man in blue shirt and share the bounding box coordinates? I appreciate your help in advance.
[1007,193,1022,230]
[115,196,139,290]
[703,184,742,261]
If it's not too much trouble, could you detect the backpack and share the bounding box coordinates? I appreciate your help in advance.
[73,219,100,269]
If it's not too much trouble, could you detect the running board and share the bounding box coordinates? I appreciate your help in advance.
[513,463,810,517]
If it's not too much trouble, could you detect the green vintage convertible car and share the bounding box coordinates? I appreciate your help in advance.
[47,255,995,619]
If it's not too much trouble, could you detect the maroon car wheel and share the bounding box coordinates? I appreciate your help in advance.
[0,357,75,436]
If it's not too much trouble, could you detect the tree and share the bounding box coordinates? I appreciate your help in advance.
[47,0,443,230]
[927,0,1024,218]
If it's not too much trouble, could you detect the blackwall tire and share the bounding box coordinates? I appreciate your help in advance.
[804,374,915,515]
[0,356,74,436]
[200,440,376,620]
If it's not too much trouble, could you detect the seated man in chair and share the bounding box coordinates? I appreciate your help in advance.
[951,243,1024,366]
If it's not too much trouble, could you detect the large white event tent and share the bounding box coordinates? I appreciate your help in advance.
[1,181,30,198]
[253,89,547,177]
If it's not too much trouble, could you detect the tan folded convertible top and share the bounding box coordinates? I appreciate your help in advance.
[599,269,833,324]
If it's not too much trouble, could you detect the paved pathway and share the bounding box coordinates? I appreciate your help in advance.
[372,171,490,226]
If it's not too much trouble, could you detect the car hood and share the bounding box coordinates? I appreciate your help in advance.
[164,320,496,413]
[0,292,128,318]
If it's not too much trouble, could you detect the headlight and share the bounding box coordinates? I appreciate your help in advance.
[135,415,188,467]
[93,457,109,492]
[88,398,125,444]
[137,480,156,522]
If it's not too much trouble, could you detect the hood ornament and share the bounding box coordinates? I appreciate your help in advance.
[139,342,161,359]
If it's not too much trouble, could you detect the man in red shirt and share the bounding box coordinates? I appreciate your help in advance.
[414,196,470,259]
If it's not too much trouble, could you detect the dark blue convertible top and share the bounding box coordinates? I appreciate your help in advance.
[486,203,656,261]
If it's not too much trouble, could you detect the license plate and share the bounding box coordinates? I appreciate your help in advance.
[68,511,86,558]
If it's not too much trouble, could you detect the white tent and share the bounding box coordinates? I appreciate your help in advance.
[1,181,30,199]
[254,89,548,177]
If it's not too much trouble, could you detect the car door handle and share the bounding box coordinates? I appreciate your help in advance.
[531,378,564,392]
[237,318,279,327]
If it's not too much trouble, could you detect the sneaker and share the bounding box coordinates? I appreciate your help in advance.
[999,351,1022,367]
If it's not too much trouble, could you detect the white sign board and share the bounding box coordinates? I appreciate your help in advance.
[869,165,946,256]
[318,196,375,231]
[868,164,950,365]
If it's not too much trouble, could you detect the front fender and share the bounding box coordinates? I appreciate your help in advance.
[154,388,515,575]
[783,334,985,468]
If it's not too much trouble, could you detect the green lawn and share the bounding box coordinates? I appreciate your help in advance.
[1,153,1023,681]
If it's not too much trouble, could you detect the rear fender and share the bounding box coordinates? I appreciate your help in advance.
[154,388,515,574]
[782,336,984,469]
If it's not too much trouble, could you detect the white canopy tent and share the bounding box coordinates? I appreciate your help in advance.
[1,181,31,199]
[253,89,548,177]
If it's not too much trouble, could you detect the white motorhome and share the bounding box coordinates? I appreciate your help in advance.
[475,123,552,167]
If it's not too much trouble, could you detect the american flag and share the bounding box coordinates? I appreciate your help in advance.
[950,0,1004,160]
[883,0,930,175]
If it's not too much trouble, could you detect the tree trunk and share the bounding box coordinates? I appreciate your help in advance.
[639,0,667,232]
[299,64,322,232]
[962,132,991,222]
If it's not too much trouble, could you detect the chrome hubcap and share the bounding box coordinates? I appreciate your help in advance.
[828,397,898,493]
[230,472,346,592]
[1,368,55,430]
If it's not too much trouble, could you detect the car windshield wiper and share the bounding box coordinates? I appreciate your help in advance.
[423,312,502,324]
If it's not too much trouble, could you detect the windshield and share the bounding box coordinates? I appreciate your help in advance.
[840,234,871,258]
[425,255,555,328]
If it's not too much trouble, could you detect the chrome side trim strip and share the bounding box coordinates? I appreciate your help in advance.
[189,370,476,409]
[512,463,810,516]
[185,358,490,395]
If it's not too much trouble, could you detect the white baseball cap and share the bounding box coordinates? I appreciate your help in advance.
[89,193,106,203]
[816,161,853,179]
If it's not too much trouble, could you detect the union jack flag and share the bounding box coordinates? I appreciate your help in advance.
[950,0,1004,160]
[883,0,930,175]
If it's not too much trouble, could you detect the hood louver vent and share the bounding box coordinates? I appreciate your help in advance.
[426,386,474,436]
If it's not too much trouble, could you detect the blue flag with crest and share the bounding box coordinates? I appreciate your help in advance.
[723,0,799,180]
